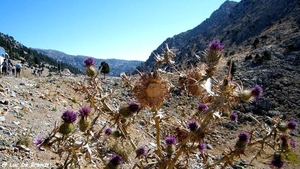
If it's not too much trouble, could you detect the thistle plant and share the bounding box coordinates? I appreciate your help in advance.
[36,40,298,169]
[78,106,92,132]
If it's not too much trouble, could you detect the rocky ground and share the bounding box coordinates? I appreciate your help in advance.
[0,73,83,168]
[0,62,299,169]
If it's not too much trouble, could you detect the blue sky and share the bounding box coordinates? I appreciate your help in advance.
[1,0,239,61]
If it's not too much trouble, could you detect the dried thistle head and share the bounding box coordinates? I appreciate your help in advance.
[120,72,133,89]
[186,67,206,97]
[154,44,176,67]
[133,71,169,109]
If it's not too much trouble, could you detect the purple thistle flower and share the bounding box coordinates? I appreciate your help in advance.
[128,101,141,113]
[287,120,297,130]
[109,154,123,166]
[136,146,147,157]
[209,40,224,51]
[230,112,238,122]
[105,127,112,136]
[251,85,263,98]
[33,136,43,146]
[270,153,285,168]
[197,103,208,112]
[165,136,176,145]
[238,132,250,143]
[78,106,91,118]
[198,143,207,153]
[61,110,77,123]
[84,57,95,67]
[290,138,297,148]
[187,120,199,132]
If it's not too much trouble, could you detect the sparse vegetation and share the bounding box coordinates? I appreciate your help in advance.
[34,40,298,169]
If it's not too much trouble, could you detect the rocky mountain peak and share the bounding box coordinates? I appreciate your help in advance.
[136,0,300,72]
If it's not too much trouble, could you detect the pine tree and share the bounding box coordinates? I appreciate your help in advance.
[99,61,110,79]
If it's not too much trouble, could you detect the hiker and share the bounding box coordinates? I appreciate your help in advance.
[7,63,12,75]
[15,62,22,77]
[1,59,7,75]
[11,65,16,76]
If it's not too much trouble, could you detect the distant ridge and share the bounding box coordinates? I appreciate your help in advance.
[0,33,82,74]
[35,49,143,77]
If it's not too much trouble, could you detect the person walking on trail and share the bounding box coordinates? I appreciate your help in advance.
[15,62,22,77]
[1,59,8,75]
[11,64,16,76]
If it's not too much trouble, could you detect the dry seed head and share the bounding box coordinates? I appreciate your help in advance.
[133,71,169,109]
[162,43,176,65]
[186,67,205,97]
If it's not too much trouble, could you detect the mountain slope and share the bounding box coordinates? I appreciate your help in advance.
[0,33,82,74]
[134,0,300,121]
[35,49,142,77]
[136,0,300,71]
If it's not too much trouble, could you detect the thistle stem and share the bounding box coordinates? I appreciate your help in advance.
[199,103,218,130]
[154,113,162,156]
[168,102,218,169]
[167,133,193,169]
[119,126,137,150]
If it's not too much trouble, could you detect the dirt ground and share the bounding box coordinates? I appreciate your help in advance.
[0,68,299,169]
